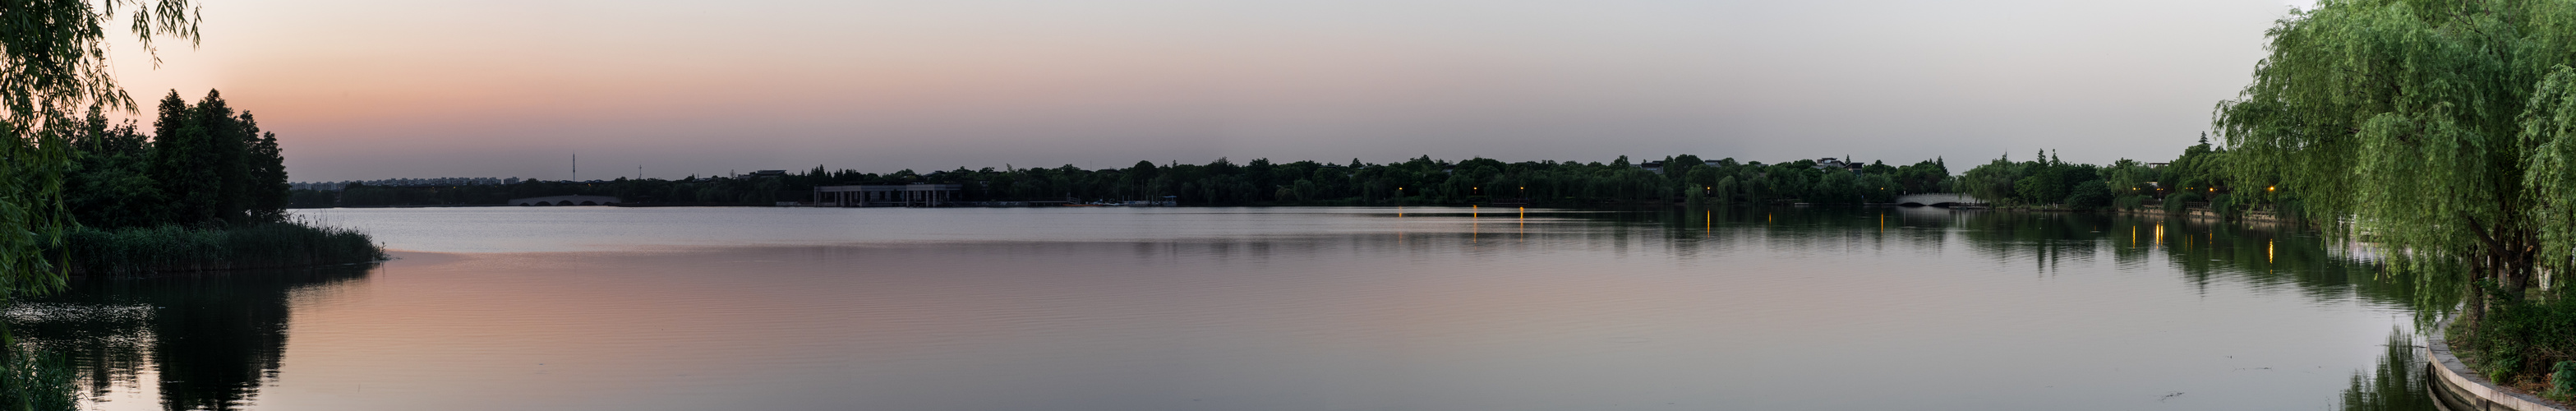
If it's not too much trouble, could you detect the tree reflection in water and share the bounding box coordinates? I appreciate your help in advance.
[2338,330,2437,411]
[1627,206,2424,309]
[2,206,2447,409]
[5,264,371,410]
[1636,206,2440,408]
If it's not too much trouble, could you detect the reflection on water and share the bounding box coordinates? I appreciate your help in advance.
[1631,207,2413,308]
[2337,330,2437,411]
[3,206,2428,410]
[7,265,370,410]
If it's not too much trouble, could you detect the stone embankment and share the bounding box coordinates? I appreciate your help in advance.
[2424,326,2572,411]
[2108,206,2288,226]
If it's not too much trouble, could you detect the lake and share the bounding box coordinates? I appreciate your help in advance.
[7,206,2425,410]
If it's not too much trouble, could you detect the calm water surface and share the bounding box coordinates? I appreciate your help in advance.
[9,206,2425,410]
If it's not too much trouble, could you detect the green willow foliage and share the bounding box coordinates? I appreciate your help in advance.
[2218,0,2576,293]
[0,0,198,302]
[2,2,201,409]
[2214,0,2576,381]
[0,130,69,303]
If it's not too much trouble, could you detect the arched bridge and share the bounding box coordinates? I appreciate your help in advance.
[1894,193,1982,207]
[510,195,620,206]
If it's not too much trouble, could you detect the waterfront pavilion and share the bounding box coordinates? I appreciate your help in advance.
[814,183,963,207]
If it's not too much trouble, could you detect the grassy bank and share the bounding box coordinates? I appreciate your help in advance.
[54,221,384,275]
[2453,288,2576,401]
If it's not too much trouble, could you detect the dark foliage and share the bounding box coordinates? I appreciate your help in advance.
[139,90,286,228]
[300,155,1959,208]
[57,222,382,275]
[2164,192,2200,215]
[2063,179,2113,210]
[0,342,79,411]
[48,90,380,275]
[65,90,288,229]
[2459,286,2576,388]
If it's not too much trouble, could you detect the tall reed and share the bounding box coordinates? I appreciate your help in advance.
[55,220,383,275]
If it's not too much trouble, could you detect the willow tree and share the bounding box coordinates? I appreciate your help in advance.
[0,0,198,302]
[2216,0,2576,323]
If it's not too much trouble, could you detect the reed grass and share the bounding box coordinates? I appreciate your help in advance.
[55,220,383,275]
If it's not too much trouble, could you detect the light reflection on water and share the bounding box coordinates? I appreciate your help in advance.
[10,206,2426,410]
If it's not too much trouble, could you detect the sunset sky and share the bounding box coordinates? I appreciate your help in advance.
[108,0,2313,182]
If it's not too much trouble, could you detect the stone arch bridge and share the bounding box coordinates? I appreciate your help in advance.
[1893,193,1983,207]
[509,195,620,206]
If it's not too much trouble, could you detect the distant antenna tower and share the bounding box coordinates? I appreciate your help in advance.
[572,152,578,182]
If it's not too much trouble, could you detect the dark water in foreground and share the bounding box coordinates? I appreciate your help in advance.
[7,206,2430,410]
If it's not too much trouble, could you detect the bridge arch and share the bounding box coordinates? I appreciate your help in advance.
[1893,193,1984,207]
[508,195,622,206]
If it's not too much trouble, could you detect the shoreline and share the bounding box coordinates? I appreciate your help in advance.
[2426,321,2573,411]
[63,257,388,278]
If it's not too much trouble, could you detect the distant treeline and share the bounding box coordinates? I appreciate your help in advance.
[301,155,1960,207]
[1953,137,2268,215]
[51,90,381,275]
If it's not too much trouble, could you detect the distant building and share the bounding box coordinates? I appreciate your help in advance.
[1813,157,1847,170]
[749,170,788,178]
[1813,157,1864,173]
[814,183,964,207]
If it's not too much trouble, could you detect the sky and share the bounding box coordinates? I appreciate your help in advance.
[104,0,2317,182]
